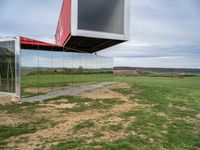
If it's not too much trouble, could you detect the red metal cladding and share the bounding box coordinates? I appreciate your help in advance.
[55,0,71,46]
[20,37,58,47]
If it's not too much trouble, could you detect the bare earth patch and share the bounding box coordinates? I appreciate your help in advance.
[196,113,200,119]
[7,102,140,150]
[108,82,132,90]
[156,112,168,118]
[79,83,132,101]
[3,82,145,150]
[175,105,192,111]
[39,103,77,109]
[0,94,19,105]
[0,113,26,126]
[79,87,128,101]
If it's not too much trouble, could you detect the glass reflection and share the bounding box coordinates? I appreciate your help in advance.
[39,50,54,96]
[0,41,15,93]
[21,50,39,98]
[21,48,113,98]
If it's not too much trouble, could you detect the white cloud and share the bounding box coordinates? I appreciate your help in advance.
[1,0,200,68]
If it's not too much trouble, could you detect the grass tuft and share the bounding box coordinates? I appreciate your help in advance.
[73,120,95,132]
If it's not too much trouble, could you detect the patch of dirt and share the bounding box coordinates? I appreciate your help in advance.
[156,112,168,118]
[167,103,173,108]
[39,103,77,109]
[0,95,19,105]
[108,82,132,90]
[0,113,26,126]
[196,113,200,119]
[167,103,192,112]
[112,102,142,112]
[138,134,155,143]
[68,102,140,142]
[4,82,143,150]
[7,101,141,150]
[184,116,199,124]
[79,87,128,101]
[7,109,103,150]
[97,131,129,141]
[0,95,11,104]
[175,106,192,111]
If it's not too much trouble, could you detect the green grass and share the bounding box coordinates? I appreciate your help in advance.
[50,139,84,150]
[0,119,55,140]
[49,135,162,150]
[0,102,40,114]
[1,76,200,149]
[115,76,200,149]
[122,110,168,139]
[0,118,57,149]
[108,124,123,131]
[73,120,95,132]
[51,76,200,150]
[93,131,104,138]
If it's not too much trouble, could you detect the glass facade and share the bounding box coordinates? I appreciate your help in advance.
[0,39,113,99]
[0,40,16,93]
[21,48,113,98]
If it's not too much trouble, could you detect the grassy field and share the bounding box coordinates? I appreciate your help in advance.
[0,76,200,149]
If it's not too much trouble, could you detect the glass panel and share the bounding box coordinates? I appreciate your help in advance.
[63,51,73,93]
[20,48,113,99]
[52,50,65,93]
[21,49,39,98]
[79,52,84,86]
[76,52,82,87]
[107,57,114,81]
[38,50,54,96]
[0,40,15,93]
[93,54,98,83]
[71,52,80,88]
[81,53,88,85]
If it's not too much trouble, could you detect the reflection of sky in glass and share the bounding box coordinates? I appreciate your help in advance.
[21,49,113,69]
[0,41,15,53]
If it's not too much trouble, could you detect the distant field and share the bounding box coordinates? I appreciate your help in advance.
[0,76,200,149]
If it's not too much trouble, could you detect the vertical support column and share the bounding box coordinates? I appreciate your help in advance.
[15,37,21,98]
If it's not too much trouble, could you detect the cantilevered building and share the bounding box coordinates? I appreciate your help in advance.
[0,0,130,99]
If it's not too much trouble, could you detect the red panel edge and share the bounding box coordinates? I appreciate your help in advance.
[20,37,59,47]
[55,0,71,46]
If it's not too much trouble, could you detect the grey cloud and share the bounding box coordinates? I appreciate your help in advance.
[0,0,62,42]
[0,0,200,68]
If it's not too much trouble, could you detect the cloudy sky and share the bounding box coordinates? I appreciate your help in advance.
[0,0,200,68]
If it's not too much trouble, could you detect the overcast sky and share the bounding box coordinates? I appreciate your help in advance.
[0,0,200,68]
